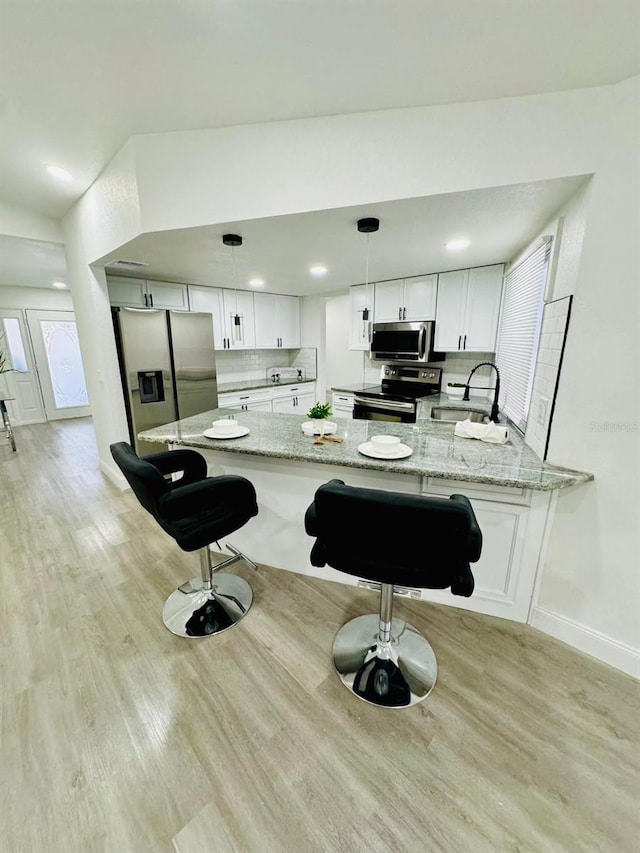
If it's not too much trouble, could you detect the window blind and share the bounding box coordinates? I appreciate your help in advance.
[495,238,552,432]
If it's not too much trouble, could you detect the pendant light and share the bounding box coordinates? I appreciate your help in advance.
[222,233,243,344]
[357,217,379,345]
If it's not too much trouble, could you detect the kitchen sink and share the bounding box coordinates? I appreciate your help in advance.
[430,407,489,423]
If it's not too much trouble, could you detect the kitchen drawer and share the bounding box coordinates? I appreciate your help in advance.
[218,388,273,409]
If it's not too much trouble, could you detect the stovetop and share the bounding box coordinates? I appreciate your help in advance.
[353,384,438,403]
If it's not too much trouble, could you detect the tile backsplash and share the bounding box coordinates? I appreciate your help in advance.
[525,296,572,459]
[364,352,496,398]
[217,348,317,383]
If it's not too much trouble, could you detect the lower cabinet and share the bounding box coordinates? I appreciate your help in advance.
[218,388,273,412]
[218,382,316,413]
[421,478,554,622]
[332,392,355,419]
[272,384,315,414]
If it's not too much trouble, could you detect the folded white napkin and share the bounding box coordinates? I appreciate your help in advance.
[454,419,509,444]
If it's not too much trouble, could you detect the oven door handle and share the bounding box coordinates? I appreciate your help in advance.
[354,396,415,412]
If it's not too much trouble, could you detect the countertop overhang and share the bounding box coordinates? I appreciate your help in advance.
[137,396,592,492]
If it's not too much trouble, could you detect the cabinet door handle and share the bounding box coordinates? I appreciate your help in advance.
[403,307,406,320]
[458,335,461,350]
[398,307,402,320]
[143,293,148,307]
[240,395,250,400]
[463,335,467,350]
[149,293,154,307]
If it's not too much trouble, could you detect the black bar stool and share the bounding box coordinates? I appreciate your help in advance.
[111,442,258,638]
[305,479,482,708]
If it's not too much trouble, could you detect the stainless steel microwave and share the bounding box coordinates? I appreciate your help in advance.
[370,320,444,363]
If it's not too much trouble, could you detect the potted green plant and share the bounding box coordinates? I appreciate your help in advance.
[446,381,466,400]
[307,401,332,420]
[305,401,335,436]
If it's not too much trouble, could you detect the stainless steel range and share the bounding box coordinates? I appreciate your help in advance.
[353,364,442,423]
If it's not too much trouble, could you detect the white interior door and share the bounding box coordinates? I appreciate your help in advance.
[26,310,91,420]
[0,311,46,425]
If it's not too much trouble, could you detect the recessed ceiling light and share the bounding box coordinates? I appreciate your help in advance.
[445,238,470,251]
[249,278,264,287]
[52,281,67,289]
[310,265,327,276]
[44,164,73,182]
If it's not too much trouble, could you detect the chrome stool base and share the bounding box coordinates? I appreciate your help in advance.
[332,614,437,708]
[162,573,253,638]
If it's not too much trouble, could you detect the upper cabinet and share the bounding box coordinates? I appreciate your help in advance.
[349,284,374,350]
[374,275,437,323]
[107,275,189,310]
[188,286,256,350]
[254,293,300,349]
[435,264,504,352]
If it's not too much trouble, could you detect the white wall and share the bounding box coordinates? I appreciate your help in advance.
[0,285,73,311]
[324,293,365,392]
[64,76,639,673]
[0,201,62,243]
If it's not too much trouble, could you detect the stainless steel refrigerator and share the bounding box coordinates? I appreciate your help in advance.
[112,307,218,454]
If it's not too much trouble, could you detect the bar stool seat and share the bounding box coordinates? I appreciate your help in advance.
[110,442,258,638]
[305,479,482,708]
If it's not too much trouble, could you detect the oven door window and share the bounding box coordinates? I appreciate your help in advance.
[354,400,416,423]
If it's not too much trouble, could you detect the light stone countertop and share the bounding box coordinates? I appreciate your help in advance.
[138,394,593,492]
[218,378,316,395]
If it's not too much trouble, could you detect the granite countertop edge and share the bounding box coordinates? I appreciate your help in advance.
[218,378,317,394]
[139,403,593,493]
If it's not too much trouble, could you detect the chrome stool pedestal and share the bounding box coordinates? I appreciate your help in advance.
[162,543,256,638]
[332,583,437,708]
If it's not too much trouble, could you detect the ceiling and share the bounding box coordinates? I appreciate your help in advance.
[0,0,637,222]
[95,176,589,296]
[0,2,634,295]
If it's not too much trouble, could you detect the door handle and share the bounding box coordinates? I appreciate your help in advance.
[403,307,406,320]
[398,307,402,320]
[149,293,154,307]
[143,293,148,307]
[458,335,461,350]
[463,334,467,350]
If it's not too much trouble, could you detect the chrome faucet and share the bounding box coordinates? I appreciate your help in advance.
[462,362,501,423]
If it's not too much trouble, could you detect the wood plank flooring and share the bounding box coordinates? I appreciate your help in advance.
[1,419,638,852]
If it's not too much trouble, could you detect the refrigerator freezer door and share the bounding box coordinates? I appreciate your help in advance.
[169,311,218,419]
[116,308,177,454]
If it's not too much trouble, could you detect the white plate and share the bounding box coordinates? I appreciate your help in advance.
[202,426,250,440]
[301,420,338,436]
[358,441,413,460]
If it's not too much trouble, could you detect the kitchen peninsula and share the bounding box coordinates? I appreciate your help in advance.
[139,398,592,623]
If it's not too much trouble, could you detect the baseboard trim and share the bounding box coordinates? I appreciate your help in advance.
[99,458,128,490]
[530,606,639,679]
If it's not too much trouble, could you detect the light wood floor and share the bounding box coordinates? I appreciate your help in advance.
[1,419,638,853]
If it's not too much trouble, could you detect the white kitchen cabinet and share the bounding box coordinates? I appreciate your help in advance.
[272,383,316,414]
[349,284,374,350]
[254,293,300,349]
[222,289,256,350]
[421,477,553,622]
[107,276,147,308]
[374,275,437,323]
[107,275,189,310]
[435,264,504,352]
[188,286,255,350]
[188,286,226,350]
[218,388,273,412]
[145,280,190,310]
[332,392,355,419]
